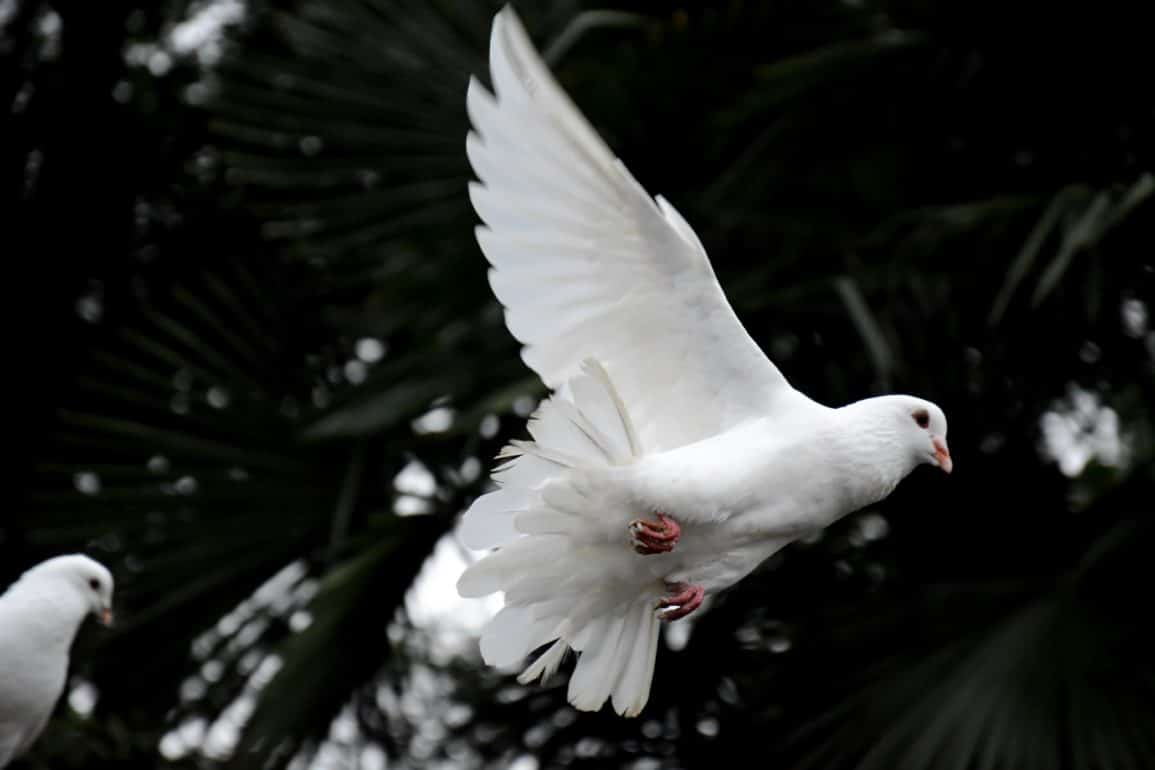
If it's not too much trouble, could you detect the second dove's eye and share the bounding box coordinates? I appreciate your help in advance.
[913,410,929,429]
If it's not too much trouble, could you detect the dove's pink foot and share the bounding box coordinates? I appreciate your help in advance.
[629,512,681,554]
[657,582,704,621]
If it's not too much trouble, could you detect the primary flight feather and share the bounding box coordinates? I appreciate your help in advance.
[458,6,952,717]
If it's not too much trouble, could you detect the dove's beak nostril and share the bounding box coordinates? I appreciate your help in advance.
[933,437,952,474]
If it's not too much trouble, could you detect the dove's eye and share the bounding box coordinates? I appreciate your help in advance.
[912,410,930,429]
[88,578,100,591]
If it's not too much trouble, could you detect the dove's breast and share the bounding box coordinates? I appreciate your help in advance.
[0,630,69,759]
[626,415,854,528]
[613,414,870,591]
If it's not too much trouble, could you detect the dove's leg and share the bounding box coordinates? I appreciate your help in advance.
[657,581,704,621]
[629,512,681,554]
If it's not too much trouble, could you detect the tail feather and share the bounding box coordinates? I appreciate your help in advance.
[457,535,569,598]
[565,601,659,717]
[604,609,643,709]
[502,555,588,606]
[491,452,564,489]
[565,585,636,650]
[612,604,660,717]
[518,637,569,684]
[568,614,625,711]
[512,507,584,537]
[458,487,530,550]
[538,479,600,515]
[479,605,557,668]
[457,359,662,716]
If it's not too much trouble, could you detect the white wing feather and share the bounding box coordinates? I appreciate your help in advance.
[468,7,806,452]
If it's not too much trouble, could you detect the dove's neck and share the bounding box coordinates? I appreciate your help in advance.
[830,400,918,507]
[1,577,90,652]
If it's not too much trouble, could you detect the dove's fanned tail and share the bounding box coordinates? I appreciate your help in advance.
[457,359,662,717]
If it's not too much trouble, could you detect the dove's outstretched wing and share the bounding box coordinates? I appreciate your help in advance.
[468,7,808,452]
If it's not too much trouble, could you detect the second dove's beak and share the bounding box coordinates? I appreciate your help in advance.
[933,437,952,474]
[99,607,114,627]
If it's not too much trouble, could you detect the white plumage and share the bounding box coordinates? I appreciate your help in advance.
[465,7,799,454]
[458,6,953,717]
[0,555,114,767]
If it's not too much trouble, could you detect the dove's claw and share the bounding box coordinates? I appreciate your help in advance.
[657,582,704,621]
[629,512,681,554]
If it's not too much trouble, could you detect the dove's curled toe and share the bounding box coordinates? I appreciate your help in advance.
[629,513,681,554]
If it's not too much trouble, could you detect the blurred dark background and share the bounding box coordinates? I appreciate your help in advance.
[4,1,1153,768]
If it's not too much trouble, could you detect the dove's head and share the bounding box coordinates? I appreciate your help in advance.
[24,554,115,626]
[883,395,952,474]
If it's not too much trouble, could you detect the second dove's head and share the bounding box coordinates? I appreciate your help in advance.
[28,554,115,626]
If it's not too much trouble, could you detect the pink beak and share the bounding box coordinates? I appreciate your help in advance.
[99,607,115,627]
[933,437,953,474]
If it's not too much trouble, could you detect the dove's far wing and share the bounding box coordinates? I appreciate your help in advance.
[468,8,804,452]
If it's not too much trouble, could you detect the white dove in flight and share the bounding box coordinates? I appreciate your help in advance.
[0,555,114,768]
[457,6,952,717]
